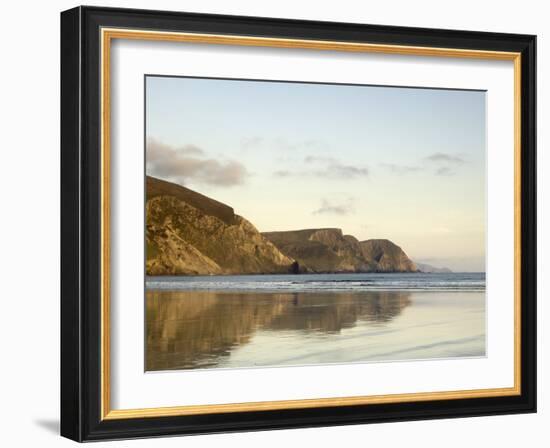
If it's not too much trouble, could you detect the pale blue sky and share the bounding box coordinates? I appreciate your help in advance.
[146,76,486,272]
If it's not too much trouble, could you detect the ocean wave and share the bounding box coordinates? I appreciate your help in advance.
[146,273,485,292]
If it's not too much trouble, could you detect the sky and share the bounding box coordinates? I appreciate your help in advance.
[146,76,486,272]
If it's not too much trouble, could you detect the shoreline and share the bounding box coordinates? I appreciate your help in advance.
[146,271,484,278]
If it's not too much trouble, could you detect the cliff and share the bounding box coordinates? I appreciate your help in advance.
[262,230,417,273]
[146,176,294,275]
[359,239,418,272]
[262,228,375,273]
[147,175,236,224]
[146,176,418,275]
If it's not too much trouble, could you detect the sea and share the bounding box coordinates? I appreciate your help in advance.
[145,273,486,371]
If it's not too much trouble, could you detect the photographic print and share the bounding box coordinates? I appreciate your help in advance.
[61,9,536,440]
[145,76,487,372]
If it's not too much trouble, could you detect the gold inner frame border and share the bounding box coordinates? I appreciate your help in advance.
[99,27,522,420]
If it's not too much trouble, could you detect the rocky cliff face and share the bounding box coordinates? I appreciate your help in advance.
[262,228,375,273]
[359,239,418,272]
[146,176,418,275]
[146,176,294,275]
[262,230,417,273]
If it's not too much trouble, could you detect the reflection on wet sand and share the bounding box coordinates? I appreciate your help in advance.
[146,290,411,371]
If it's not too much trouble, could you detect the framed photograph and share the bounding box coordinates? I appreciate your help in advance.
[60,6,536,442]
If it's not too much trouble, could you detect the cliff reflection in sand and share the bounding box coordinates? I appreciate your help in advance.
[146,290,411,371]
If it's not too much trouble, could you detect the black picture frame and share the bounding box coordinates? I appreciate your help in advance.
[61,5,536,442]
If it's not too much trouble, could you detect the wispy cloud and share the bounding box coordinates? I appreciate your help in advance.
[423,152,466,176]
[241,137,328,152]
[435,167,455,176]
[380,163,422,174]
[425,153,466,165]
[312,197,355,216]
[305,156,369,179]
[304,155,332,164]
[146,138,249,187]
[272,156,368,180]
[380,153,467,177]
